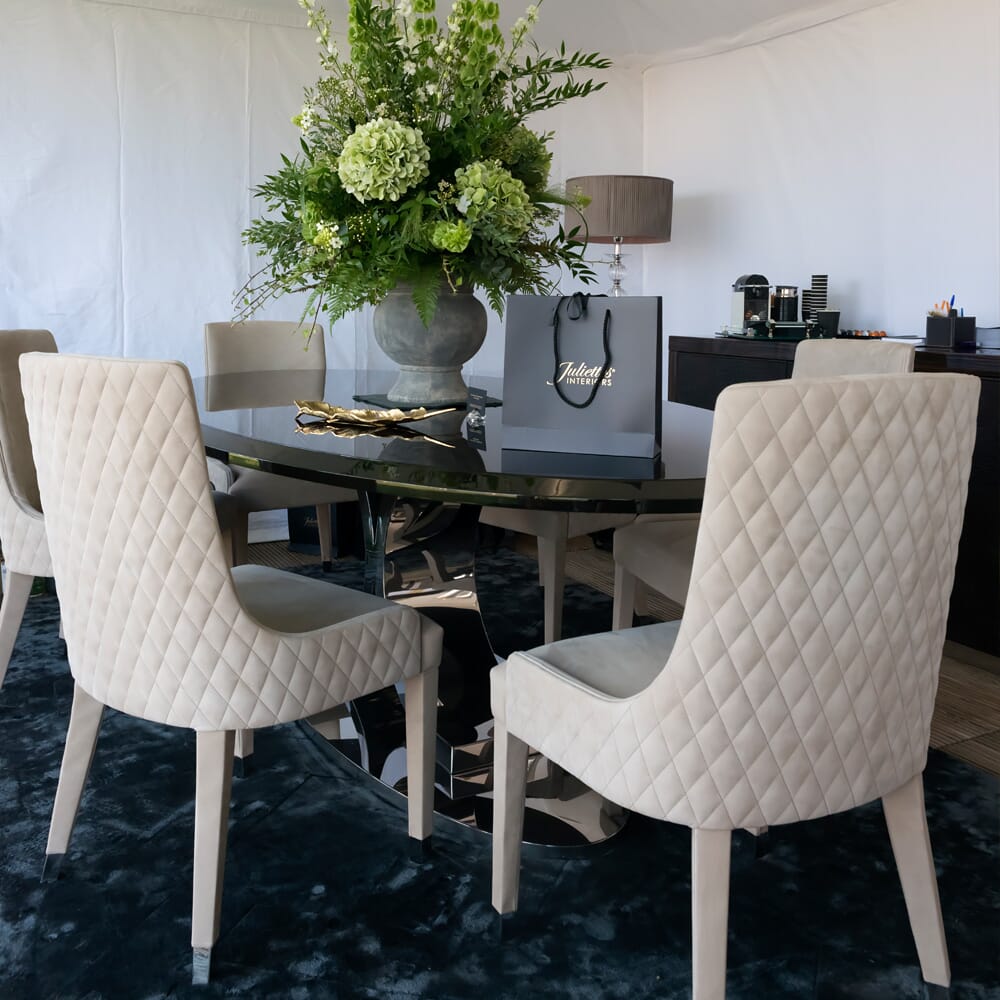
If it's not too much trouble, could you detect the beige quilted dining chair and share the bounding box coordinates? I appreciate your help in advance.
[612,338,917,626]
[204,320,356,570]
[0,329,57,688]
[21,353,442,986]
[492,372,978,999]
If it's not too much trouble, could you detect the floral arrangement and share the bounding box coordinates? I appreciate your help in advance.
[238,0,611,327]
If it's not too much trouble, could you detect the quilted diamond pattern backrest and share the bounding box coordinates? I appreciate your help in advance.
[651,374,978,828]
[20,354,256,725]
[204,321,326,375]
[0,329,57,513]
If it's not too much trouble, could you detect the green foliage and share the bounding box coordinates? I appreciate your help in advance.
[237,0,612,326]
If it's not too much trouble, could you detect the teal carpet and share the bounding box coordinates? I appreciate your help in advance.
[0,548,997,998]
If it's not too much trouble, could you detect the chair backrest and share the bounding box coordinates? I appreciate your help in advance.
[204,321,326,375]
[19,353,346,731]
[640,374,978,830]
[0,329,57,514]
[791,338,914,378]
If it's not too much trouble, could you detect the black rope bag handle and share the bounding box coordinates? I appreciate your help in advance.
[550,292,612,409]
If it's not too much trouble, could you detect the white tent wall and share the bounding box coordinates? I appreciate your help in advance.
[1,1,123,357]
[1,0,320,371]
[0,0,642,376]
[643,0,1000,350]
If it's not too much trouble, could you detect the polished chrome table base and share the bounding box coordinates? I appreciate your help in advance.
[304,492,627,848]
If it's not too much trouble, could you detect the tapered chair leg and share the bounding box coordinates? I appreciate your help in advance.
[231,514,250,567]
[633,581,650,617]
[43,684,105,876]
[535,531,549,588]
[612,562,637,631]
[191,730,235,986]
[0,570,34,689]
[691,827,732,1000]
[404,667,439,843]
[491,721,530,916]
[537,532,566,645]
[316,502,334,572]
[233,729,254,778]
[219,525,234,568]
[883,774,951,989]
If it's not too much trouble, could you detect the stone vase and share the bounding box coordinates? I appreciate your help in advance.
[372,284,487,405]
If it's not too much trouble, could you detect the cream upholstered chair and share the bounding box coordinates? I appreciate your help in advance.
[204,320,356,569]
[492,372,978,999]
[788,337,916,378]
[0,332,236,687]
[21,353,442,985]
[612,338,916,626]
[478,508,634,643]
[0,329,57,688]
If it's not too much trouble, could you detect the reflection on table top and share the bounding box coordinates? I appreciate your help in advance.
[193,369,707,513]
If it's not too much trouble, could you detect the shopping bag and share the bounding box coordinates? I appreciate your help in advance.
[501,293,662,457]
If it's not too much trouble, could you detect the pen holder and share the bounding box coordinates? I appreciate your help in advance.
[925,313,976,349]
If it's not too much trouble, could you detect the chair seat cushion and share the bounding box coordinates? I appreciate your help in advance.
[614,518,699,604]
[522,620,681,699]
[229,466,355,513]
[233,564,395,634]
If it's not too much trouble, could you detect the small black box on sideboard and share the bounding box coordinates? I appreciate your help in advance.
[925,313,977,349]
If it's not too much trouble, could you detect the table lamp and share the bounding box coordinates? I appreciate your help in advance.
[565,174,673,296]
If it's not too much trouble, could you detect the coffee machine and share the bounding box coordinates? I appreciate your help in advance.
[730,274,770,331]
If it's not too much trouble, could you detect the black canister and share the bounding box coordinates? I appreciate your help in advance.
[771,285,799,323]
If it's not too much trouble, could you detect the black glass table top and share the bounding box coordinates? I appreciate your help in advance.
[193,369,707,513]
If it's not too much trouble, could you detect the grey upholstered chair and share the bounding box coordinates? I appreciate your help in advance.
[492,372,977,1000]
[204,320,356,569]
[21,353,442,985]
[612,338,917,626]
[0,329,57,688]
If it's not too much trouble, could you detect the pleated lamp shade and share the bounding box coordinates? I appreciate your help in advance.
[565,175,673,245]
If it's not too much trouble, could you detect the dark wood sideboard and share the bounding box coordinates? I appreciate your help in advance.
[668,335,1000,657]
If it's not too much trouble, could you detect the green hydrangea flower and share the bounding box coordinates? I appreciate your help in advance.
[454,160,532,241]
[337,118,430,203]
[487,125,552,192]
[429,220,473,253]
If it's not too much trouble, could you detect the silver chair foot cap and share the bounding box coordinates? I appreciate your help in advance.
[40,853,65,883]
[192,947,212,985]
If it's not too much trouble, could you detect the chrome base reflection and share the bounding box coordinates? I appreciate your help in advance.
[303,489,626,848]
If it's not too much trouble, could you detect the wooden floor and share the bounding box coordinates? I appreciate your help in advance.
[250,539,1000,779]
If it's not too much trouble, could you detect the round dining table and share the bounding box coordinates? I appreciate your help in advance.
[193,368,709,847]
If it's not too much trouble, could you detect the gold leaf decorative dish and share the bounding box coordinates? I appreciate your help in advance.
[294,401,457,425]
[293,401,458,447]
